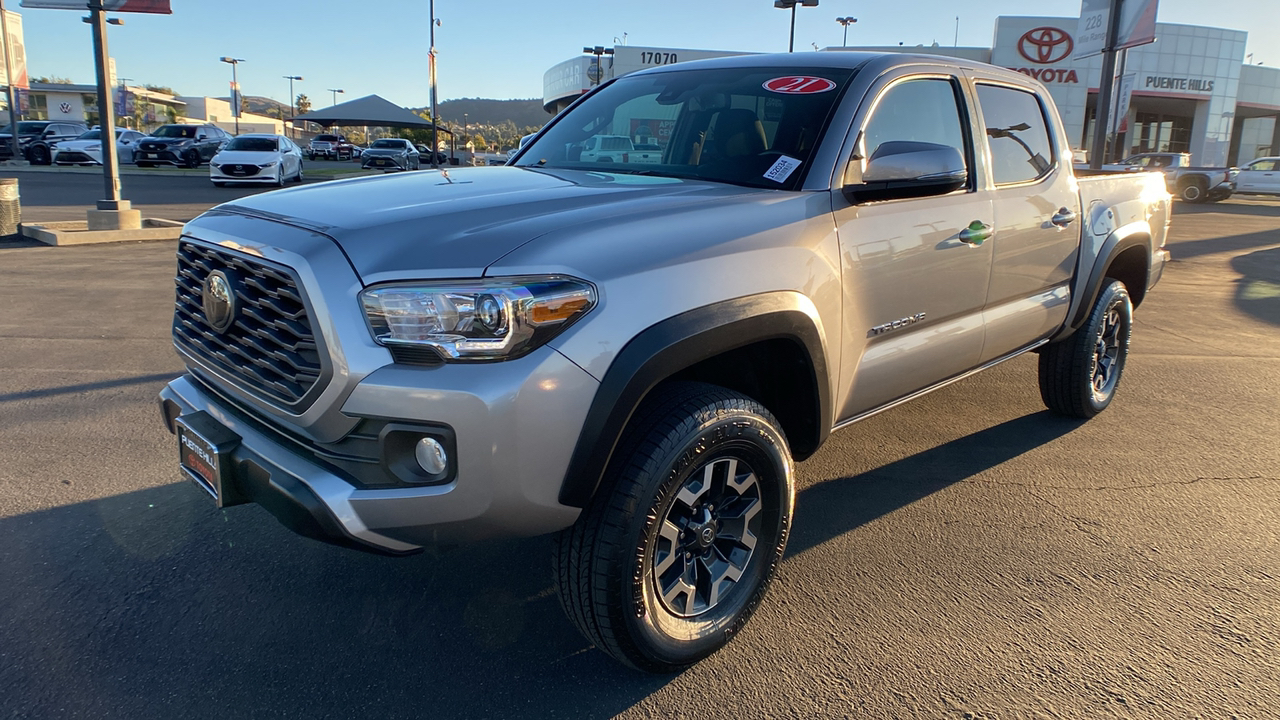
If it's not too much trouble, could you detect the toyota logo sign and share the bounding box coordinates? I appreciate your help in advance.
[1018,27,1073,64]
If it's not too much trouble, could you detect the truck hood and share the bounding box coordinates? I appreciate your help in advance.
[209,166,749,283]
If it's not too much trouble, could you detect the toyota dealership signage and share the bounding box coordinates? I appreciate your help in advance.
[1012,26,1080,83]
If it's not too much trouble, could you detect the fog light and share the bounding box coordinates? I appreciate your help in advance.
[414,437,448,475]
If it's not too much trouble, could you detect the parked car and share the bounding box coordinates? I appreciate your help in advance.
[360,138,419,171]
[1089,152,1235,203]
[159,52,1171,674]
[630,142,664,164]
[579,134,634,162]
[308,133,350,160]
[210,134,304,187]
[0,120,89,165]
[135,124,230,168]
[1234,156,1280,196]
[52,127,146,166]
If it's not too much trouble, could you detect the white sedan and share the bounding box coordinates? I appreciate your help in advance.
[210,134,304,187]
[52,127,146,165]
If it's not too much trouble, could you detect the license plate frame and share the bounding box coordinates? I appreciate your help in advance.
[176,411,244,507]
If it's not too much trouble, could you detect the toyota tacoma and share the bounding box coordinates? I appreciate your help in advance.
[160,52,1171,672]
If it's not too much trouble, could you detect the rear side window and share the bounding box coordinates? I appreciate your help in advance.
[862,77,970,177]
[976,84,1054,185]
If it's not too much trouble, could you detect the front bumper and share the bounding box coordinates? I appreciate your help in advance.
[362,155,408,170]
[158,344,596,553]
[135,148,185,165]
[54,149,102,165]
[211,165,276,183]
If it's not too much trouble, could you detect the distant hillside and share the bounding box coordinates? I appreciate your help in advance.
[432,98,548,129]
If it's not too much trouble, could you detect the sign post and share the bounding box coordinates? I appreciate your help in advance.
[0,2,21,162]
[1077,0,1158,169]
[22,0,171,229]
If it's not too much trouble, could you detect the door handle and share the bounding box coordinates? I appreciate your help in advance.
[1051,207,1077,227]
[958,220,992,245]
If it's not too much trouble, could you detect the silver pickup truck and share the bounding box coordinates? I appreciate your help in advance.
[159,52,1170,673]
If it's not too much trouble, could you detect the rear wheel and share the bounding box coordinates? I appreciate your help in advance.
[1179,178,1207,203]
[1039,279,1132,418]
[553,382,794,673]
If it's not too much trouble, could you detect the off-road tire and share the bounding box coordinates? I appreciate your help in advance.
[1039,279,1132,418]
[553,381,794,673]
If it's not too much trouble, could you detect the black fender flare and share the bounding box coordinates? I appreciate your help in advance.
[1060,229,1151,337]
[557,292,830,508]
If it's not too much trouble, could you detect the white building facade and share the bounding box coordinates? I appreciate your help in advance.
[543,16,1280,166]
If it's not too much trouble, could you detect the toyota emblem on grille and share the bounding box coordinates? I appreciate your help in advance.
[202,270,237,333]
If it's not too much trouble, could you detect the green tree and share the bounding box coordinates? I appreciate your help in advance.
[295,93,311,115]
[143,84,178,96]
[32,75,73,85]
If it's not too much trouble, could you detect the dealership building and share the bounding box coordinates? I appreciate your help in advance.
[543,15,1280,166]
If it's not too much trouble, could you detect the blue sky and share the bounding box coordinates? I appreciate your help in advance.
[16,0,1280,107]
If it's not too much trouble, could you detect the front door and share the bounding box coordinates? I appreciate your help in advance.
[973,81,1080,361]
[832,73,994,420]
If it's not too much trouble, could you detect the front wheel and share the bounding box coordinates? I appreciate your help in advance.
[1038,279,1132,418]
[553,382,794,673]
[29,145,50,165]
[184,150,201,169]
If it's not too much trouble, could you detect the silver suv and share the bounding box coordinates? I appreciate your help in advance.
[160,52,1169,672]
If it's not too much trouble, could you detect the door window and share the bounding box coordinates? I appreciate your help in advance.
[976,84,1054,185]
[861,77,970,182]
[1248,159,1276,172]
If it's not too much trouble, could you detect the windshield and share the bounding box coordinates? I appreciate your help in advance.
[371,139,403,149]
[0,122,49,135]
[224,137,278,152]
[153,125,197,139]
[516,65,855,190]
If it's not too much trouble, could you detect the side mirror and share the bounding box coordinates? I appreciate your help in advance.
[843,141,967,203]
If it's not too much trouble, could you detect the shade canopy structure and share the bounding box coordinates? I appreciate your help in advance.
[289,94,449,133]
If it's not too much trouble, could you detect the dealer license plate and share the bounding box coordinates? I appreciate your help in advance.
[175,411,241,506]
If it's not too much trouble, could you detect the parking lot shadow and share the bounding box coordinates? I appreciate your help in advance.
[0,483,669,720]
[788,411,1084,558]
[1232,245,1280,326]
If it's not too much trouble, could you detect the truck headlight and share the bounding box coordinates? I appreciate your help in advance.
[360,276,596,361]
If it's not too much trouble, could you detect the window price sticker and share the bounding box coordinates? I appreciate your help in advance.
[764,155,802,183]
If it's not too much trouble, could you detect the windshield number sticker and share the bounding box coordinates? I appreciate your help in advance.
[763,76,837,94]
[764,156,803,183]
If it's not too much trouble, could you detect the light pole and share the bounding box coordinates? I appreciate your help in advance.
[582,45,614,86]
[836,16,856,47]
[428,0,440,168]
[283,75,302,137]
[774,0,818,53]
[328,88,344,106]
[219,57,244,134]
[462,112,468,161]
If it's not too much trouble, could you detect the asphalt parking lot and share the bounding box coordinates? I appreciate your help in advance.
[1,190,1278,718]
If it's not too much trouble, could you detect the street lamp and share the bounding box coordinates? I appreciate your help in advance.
[328,88,344,106]
[219,56,244,135]
[283,75,302,137]
[836,16,857,47]
[582,45,614,86]
[774,0,818,53]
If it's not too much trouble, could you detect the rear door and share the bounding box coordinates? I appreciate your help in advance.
[832,70,994,419]
[971,80,1080,362]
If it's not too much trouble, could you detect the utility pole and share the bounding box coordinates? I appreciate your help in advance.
[1088,0,1123,170]
[283,75,301,138]
[0,0,21,162]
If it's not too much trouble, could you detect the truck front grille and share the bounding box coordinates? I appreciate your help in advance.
[173,241,323,406]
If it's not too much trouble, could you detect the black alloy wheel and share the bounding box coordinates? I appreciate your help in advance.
[554,382,794,673]
[1039,279,1133,418]
[29,145,50,165]
[184,150,201,169]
